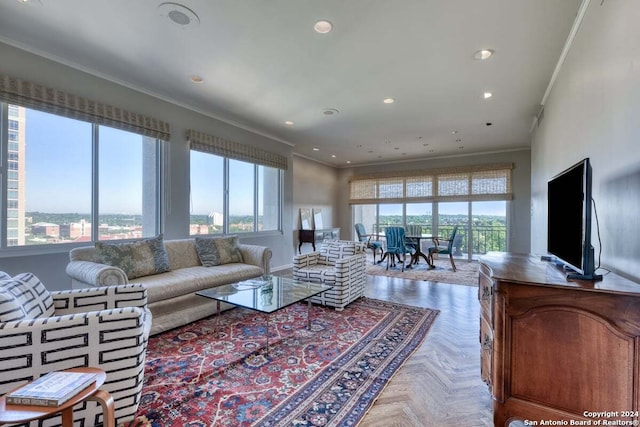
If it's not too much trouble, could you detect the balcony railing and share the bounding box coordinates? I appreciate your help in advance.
[372,223,507,257]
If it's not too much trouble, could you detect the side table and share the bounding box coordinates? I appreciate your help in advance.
[0,367,115,427]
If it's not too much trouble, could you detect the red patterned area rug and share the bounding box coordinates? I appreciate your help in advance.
[125,297,438,427]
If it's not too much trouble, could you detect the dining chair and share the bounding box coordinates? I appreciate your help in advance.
[404,224,422,252]
[383,226,414,272]
[354,223,383,264]
[427,225,459,271]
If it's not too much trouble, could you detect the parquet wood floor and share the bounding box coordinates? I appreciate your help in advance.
[273,266,493,426]
[358,273,493,427]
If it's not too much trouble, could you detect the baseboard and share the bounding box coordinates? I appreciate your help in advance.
[271,263,293,272]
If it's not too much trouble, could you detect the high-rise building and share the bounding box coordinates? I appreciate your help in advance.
[7,105,25,246]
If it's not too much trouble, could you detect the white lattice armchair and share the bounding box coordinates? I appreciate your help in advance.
[293,240,367,311]
[0,271,151,427]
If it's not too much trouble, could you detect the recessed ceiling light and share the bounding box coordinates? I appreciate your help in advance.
[346,161,351,164]
[285,120,294,126]
[314,20,333,34]
[383,98,395,104]
[484,92,493,99]
[323,108,339,116]
[158,3,200,29]
[452,130,459,134]
[189,75,204,83]
[313,147,320,151]
[331,154,337,158]
[474,49,494,60]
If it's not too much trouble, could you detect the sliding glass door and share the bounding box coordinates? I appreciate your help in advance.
[353,200,508,261]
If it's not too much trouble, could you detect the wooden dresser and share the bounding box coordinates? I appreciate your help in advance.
[298,228,340,253]
[479,252,640,426]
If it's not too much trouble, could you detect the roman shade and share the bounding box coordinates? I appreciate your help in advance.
[187,129,288,170]
[349,163,513,204]
[0,74,170,140]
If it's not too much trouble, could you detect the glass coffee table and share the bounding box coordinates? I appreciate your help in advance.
[196,275,332,354]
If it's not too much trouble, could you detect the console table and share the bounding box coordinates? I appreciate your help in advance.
[479,252,640,426]
[298,228,340,253]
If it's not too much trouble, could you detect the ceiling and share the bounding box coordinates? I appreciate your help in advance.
[0,0,583,167]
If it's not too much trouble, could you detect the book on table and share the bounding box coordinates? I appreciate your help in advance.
[6,371,98,407]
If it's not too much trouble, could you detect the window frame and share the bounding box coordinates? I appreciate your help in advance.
[0,102,165,255]
[189,151,283,237]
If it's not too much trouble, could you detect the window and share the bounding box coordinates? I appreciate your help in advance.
[229,159,255,233]
[98,125,160,240]
[189,153,282,235]
[0,104,163,248]
[350,165,511,259]
[189,151,224,235]
[258,165,280,232]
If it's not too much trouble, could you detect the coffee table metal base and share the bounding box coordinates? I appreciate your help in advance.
[215,297,317,355]
[198,276,332,357]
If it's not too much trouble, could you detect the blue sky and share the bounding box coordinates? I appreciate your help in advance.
[25,109,143,213]
[380,201,506,217]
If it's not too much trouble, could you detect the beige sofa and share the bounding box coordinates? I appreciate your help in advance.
[66,238,272,335]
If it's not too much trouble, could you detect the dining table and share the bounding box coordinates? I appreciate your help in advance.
[404,234,433,268]
[375,233,434,269]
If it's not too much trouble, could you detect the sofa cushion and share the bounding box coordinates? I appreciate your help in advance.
[195,236,244,266]
[95,235,171,280]
[0,273,54,323]
[130,264,263,304]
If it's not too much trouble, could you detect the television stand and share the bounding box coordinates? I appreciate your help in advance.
[479,252,640,426]
[566,272,603,281]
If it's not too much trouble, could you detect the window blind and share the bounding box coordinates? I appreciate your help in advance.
[349,163,513,204]
[187,129,288,170]
[0,74,170,140]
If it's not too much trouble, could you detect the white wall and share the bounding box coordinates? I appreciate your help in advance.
[336,150,532,253]
[531,0,640,281]
[0,42,296,289]
[292,155,340,255]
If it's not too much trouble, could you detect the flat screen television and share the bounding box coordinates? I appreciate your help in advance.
[547,158,601,281]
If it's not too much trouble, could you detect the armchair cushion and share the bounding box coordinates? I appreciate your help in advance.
[294,265,337,285]
[0,272,54,322]
[95,234,170,279]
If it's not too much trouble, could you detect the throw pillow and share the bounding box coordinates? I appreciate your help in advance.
[195,235,244,267]
[95,235,170,280]
[0,273,54,323]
